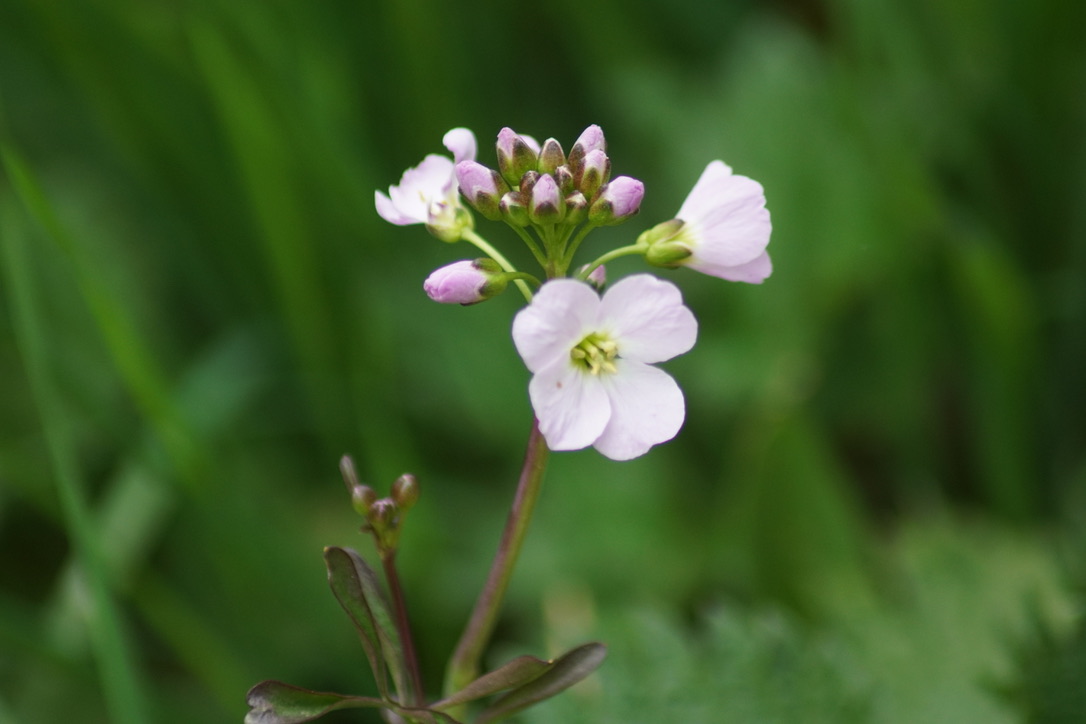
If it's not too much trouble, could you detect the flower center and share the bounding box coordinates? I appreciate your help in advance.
[570,333,618,375]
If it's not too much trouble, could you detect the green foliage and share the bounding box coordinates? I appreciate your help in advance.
[0,0,1083,722]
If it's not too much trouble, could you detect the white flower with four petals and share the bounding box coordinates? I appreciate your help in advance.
[512,274,697,461]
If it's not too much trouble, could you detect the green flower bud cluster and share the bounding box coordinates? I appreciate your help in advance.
[340,455,419,557]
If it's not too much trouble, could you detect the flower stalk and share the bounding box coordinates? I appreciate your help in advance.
[444,419,550,705]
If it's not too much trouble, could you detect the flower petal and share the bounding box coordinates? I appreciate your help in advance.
[375,189,416,225]
[597,275,697,364]
[443,128,477,164]
[593,360,685,460]
[676,161,770,267]
[512,279,600,373]
[687,249,772,283]
[529,360,611,451]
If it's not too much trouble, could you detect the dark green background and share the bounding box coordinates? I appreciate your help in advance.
[1,1,1084,722]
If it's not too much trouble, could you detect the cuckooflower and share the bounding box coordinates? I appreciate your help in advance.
[375,128,477,240]
[512,274,697,461]
[646,160,771,283]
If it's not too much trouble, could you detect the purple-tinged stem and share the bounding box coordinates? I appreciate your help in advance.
[444,419,550,700]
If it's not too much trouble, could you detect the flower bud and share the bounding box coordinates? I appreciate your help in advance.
[564,191,588,225]
[391,473,419,511]
[538,138,566,175]
[456,161,508,221]
[568,124,606,172]
[588,176,644,225]
[529,173,565,224]
[496,128,540,186]
[576,149,611,200]
[500,191,531,226]
[555,165,575,196]
[424,259,507,305]
[351,484,378,518]
[578,263,607,290]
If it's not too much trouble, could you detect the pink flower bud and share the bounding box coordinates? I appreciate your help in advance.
[455,160,507,220]
[528,173,565,223]
[577,148,611,199]
[538,138,566,174]
[589,176,644,225]
[423,259,506,305]
[568,124,607,172]
[496,127,540,186]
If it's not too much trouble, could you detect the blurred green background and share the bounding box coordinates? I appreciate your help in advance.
[1,0,1084,722]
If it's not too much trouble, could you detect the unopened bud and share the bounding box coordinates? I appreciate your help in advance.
[500,191,531,226]
[588,176,644,225]
[456,161,508,221]
[538,138,566,175]
[555,165,575,196]
[350,484,378,517]
[568,124,606,172]
[578,263,607,290]
[424,259,507,305]
[576,149,611,200]
[564,191,588,224]
[529,173,565,224]
[496,128,540,187]
[391,473,420,510]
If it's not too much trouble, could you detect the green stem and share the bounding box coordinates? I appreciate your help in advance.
[462,229,532,301]
[558,223,598,275]
[444,419,550,705]
[382,552,424,706]
[577,243,646,280]
[507,224,548,269]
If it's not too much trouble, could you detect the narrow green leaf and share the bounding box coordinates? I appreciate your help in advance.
[244,680,386,724]
[475,643,607,724]
[431,655,550,710]
[323,546,388,695]
[324,546,413,703]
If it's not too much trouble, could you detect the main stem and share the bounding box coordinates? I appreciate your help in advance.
[382,552,424,706]
[444,419,550,698]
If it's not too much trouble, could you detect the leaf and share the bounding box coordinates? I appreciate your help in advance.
[244,680,386,724]
[323,546,389,695]
[324,547,415,704]
[245,681,465,724]
[475,643,607,724]
[431,655,551,710]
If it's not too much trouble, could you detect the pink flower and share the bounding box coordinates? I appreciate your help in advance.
[512,274,697,460]
[375,128,477,239]
[668,160,772,283]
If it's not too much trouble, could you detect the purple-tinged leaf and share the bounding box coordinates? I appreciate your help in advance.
[431,655,550,711]
[475,643,607,724]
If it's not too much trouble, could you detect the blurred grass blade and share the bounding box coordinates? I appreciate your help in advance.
[0,144,151,724]
[431,654,550,711]
[475,642,606,724]
[0,139,204,493]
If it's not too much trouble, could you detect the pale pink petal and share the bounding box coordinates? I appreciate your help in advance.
[375,190,416,225]
[676,160,736,220]
[529,361,611,451]
[677,162,770,267]
[443,128,477,164]
[593,360,685,460]
[688,250,772,284]
[597,275,697,363]
[511,280,599,373]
